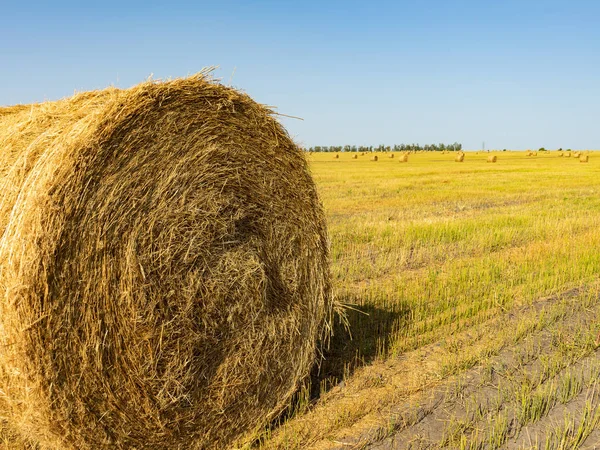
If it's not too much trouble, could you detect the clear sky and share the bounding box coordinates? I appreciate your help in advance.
[1,1,599,150]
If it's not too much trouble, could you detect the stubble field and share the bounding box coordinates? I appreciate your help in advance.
[258,150,600,449]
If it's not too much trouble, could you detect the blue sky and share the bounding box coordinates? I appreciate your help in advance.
[1,1,599,149]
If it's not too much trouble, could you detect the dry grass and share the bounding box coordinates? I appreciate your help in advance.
[254,150,600,449]
[0,72,332,449]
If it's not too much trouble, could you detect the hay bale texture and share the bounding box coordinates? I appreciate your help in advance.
[487,155,497,163]
[455,152,465,162]
[0,73,332,449]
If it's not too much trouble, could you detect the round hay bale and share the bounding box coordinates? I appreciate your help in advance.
[487,155,497,163]
[352,154,358,159]
[371,155,378,161]
[558,152,564,157]
[333,153,339,159]
[399,154,408,163]
[580,154,589,163]
[389,154,394,158]
[455,153,465,162]
[0,74,332,449]
[565,152,572,157]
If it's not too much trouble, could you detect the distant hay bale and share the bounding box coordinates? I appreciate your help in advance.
[352,154,358,159]
[455,153,465,162]
[399,153,409,162]
[0,73,332,449]
[389,153,394,158]
[565,152,572,157]
[371,155,379,161]
[558,152,564,157]
[573,152,581,158]
[526,151,533,156]
[334,153,339,159]
[487,155,497,163]
[580,154,589,163]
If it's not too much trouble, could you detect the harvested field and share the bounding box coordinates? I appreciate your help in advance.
[255,151,600,449]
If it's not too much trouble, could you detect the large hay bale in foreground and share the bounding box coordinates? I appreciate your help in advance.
[0,73,332,449]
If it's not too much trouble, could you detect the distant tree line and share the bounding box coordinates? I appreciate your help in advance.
[307,142,462,152]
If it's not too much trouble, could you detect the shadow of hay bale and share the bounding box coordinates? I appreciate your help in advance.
[309,296,411,399]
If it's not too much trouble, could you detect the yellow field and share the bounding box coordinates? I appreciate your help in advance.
[258,150,600,449]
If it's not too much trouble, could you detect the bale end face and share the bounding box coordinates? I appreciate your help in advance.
[0,74,332,450]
